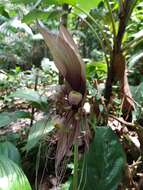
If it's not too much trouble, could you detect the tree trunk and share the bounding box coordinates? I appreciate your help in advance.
[104,0,135,118]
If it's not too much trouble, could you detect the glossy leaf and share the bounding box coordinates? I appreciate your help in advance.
[0,141,21,165]
[22,8,62,24]
[0,156,31,190]
[128,52,143,69]
[12,0,36,4]
[22,10,50,24]
[130,82,143,104]
[10,89,47,109]
[26,119,54,151]
[86,61,107,80]
[42,0,76,6]
[12,0,76,5]
[76,127,126,190]
[0,111,30,128]
[0,5,10,18]
[77,0,102,12]
[11,89,44,102]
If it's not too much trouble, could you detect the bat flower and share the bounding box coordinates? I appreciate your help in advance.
[38,22,86,97]
[38,22,90,176]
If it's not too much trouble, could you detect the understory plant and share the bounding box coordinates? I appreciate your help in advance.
[38,22,126,190]
[0,0,143,189]
[38,22,91,179]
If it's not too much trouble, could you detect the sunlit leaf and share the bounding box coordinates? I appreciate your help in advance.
[77,0,102,12]
[130,82,143,104]
[128,52,143,69]
[22,10,50,24]
[11,0,36,4]
[75,127,126,190]
[22,8,62,24]
[10,89,48,110]
[42,0,76,6]
[0,111,30,128]
[0,156,31,190]
[12,0,76,5]
[26,119,54,151]
[0,5,10,18]
[11,89,43,102]
[86,61,107,80]
[0,141,21,165]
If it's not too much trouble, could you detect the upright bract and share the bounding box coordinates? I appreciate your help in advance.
[38,21,86,96]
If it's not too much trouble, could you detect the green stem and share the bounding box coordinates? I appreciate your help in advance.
[84,20,110,65]
[78,154,87,190]
[35,143,41,190]
[30,68,39,127]
[73,142,78,190]
[74,5,112,52]
[72,12,109,65]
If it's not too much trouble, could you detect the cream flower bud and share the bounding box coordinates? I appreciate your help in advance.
[68,91,83,106]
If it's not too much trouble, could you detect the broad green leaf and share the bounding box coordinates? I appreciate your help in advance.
[42,0,100,11]
[22,8,62,24]
[128,52,143,69]
[42,0,76,6]
[0,141,21,165]
[11,0,36,4]
[76,127,126,190]
[26,119,54,151]
[22,10,50,24]
[130,82,143,104]
[0,156,31,190]
[0,114,12,128]
[86,62,107,80]
[10,89,47,109]
[0,111,31,128]
[12,0,100,14]
[77,0,102,12]
[12,0,100,12]
[0,5,9,18]
[12,0,76,5]
[14,111,31,119]
[11,89,42,102]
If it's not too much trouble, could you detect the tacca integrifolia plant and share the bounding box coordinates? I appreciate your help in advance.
[38,22,91,176]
